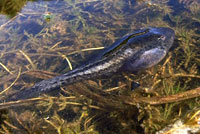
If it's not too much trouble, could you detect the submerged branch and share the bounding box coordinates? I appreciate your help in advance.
[0,97,41,110]
[0,96,105,111]
[129,87,200,105]
[0,70,59,86]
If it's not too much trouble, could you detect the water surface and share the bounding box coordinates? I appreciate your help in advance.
[0,0,200,134]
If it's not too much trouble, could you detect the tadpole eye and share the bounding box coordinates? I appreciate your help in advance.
[158,36,166,41]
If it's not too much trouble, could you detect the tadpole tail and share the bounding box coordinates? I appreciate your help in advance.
[6,57,121,101]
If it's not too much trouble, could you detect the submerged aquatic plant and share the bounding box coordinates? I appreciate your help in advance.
[0,0,199,134]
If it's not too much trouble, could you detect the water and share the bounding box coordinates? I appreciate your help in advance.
[0,0,200,133]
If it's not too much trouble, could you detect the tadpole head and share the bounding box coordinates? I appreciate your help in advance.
[149,27,175,51]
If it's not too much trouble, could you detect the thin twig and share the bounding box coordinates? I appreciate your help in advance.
[19,50,36,69]
[0,70,58,86]
[0,15,18,30]
[50,41,63,49]
[0,68,21,95]
[174,73,200,79]
[58,52,73,70]
[105,84,126,92]
[0,62,13,74]
[0,97,41,110]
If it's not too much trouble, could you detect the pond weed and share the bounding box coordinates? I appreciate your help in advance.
[0,0,200,133]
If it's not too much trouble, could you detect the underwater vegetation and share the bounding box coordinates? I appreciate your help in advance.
[0,0,199,133]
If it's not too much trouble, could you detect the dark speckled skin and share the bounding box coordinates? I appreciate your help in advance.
[8,27,175,101]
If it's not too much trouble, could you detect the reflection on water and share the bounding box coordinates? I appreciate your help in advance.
[0,0,200,134]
